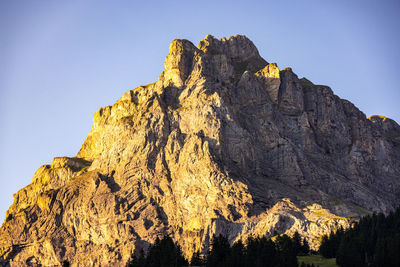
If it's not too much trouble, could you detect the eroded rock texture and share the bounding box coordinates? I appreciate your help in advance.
[1,35,399,266]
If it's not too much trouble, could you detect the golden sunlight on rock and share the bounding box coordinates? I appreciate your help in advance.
[1,34,399,266]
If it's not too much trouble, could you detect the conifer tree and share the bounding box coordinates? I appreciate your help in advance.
[275,234,298,267]
[226,240,245,267]
[206,234,230,267]
[301,237,310,255]
[292,231,302,255]
[126,235,187,267]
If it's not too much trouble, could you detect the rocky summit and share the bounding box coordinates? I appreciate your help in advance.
[1,34,399,266]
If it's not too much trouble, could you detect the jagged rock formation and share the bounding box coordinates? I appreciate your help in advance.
[1,34,399,266]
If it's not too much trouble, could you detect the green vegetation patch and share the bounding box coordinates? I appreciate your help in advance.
[298,255,338,267]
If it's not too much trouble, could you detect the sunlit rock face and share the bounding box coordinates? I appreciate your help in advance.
[1,34,400,266]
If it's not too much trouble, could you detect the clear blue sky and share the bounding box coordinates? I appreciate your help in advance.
[1,0,399,223]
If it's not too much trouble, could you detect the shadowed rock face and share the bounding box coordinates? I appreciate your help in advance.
[1,34,399,266]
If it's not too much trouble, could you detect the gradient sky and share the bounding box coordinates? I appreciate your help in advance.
[1,0,399,223]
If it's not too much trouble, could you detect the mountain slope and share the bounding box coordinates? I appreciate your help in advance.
[1,35,399,266]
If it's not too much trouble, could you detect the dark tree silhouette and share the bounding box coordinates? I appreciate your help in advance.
[318,206,400,267]
[126,236,187,267]
[126,230,317,267]
[226,240,245,267]
[292,231,303,255]
[206,234,230,267]
[275,234,298,267]
[301,237,310,255]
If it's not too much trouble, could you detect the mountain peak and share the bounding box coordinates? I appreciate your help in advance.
[198,34,262,62]
[1,34,399,266]
[163,39,199,87]
[161,35,268,87]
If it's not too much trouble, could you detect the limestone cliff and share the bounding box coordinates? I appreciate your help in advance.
[1,35,399,266]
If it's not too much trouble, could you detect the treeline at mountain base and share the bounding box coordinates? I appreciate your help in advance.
[126,231,311,267]
[126,206,400,267]
[319,206,400,267]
